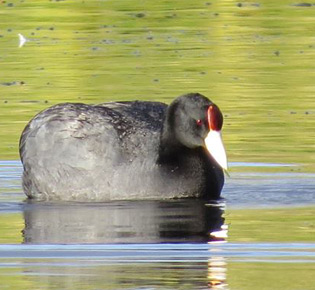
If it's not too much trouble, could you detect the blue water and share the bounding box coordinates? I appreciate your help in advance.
[1,243,314,262]
[1,160,315,208]
[0,161,314,289]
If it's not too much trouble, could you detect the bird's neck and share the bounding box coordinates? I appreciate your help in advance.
[158,129,202,168]
[157,121,182,165]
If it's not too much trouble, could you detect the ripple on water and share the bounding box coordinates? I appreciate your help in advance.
[0,243,314,263]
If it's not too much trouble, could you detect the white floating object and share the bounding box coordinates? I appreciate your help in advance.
[18,33,28,48]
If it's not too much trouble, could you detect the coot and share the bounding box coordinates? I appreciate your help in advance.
[19,93,227,201]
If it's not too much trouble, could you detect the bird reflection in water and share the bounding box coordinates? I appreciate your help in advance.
[23,199,226,243]
[206,201,228,289]
[22,199,229,289]
[207,255,228,289]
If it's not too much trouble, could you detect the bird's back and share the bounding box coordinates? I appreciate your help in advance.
[97,100,167,159]
[20,101,167,200]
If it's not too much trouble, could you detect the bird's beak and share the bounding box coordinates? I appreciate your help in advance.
[205,130,228,171]
[204,104,228,171]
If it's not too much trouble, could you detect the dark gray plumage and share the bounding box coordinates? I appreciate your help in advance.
[20,93,225,201]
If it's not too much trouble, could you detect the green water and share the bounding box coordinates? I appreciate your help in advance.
[0,0,315,172]
[0,256,314,290]
[0,2,315,289]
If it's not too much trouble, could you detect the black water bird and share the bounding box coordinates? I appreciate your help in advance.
[19,93,227,201]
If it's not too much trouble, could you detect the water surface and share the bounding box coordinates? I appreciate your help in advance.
[1,1,315,289]
[1,160,314,289]
[0,243,314,290]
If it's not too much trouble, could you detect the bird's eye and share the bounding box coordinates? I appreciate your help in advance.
[196,119,203,126]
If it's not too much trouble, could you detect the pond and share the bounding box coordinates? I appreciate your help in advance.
[0,1,315,289]
[1,161,314,289]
